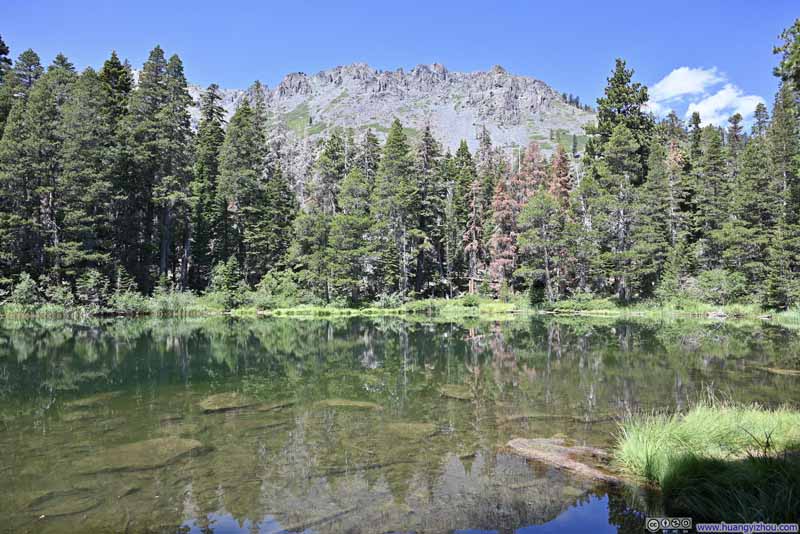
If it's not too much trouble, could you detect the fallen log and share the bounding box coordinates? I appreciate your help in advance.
[505,437,621,484]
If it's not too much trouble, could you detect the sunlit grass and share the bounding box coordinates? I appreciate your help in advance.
[615,402,800,521]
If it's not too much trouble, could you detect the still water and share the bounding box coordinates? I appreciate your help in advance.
[1,316,799,533]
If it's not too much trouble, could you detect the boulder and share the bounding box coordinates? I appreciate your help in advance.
[64,391,122,409]
[315,399,383,410]
[439,384,474,401]
[199,392,257,413]
[28,488,102,517]
[255,400,295,412]
[385,422,436,439]
[75,437,207,474]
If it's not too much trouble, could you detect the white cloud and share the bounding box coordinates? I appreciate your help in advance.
[650,67,724,102]
[646,66,765,127]
[642,99,666,116]
[685,83,765,126]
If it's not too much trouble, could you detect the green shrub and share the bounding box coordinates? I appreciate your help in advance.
[149,287,206,316]
[109,291,150,315]
[208,258,248,310]
[252,271,300,310]
[460,294,481,308]
[43,279,75,307]
[697,269,746,305]
[9,273,40,305]
[402,299,441,315]
[544,292,616,312]
[75,269,111,310]
[374,292,404,309]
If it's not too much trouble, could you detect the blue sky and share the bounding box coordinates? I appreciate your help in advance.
[3,0,797,125]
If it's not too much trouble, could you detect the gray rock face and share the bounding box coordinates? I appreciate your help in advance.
[187,62,595,194]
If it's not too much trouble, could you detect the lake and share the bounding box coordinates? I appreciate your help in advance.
[1,316,799,533]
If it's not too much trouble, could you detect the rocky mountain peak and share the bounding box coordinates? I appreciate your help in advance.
[188,61,595,185]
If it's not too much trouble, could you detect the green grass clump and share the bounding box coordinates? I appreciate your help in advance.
[615,403,800,521]
[544,295,619,313]
[284,103,311,135]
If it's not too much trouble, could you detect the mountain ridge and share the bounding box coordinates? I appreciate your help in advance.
[187,61,596,181]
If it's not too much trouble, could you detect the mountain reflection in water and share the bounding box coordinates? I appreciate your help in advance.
[2,316,798,533]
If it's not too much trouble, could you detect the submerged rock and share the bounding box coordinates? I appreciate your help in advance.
[315,399,383,410]
[62,411,101,423]
[28,488,102,517]
[64,391,122,409]
[255,400,295,412]
[385,422,436,439]
[505,437,621,484]
[439,384,474,401]
[199,392,257,413]
[501,413,620,425]
[75,437,207,474]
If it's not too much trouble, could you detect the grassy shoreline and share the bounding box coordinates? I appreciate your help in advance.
[3,294,800,323]
[615,402,800,521]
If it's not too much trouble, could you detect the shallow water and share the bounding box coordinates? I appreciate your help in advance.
[1,316,799,533]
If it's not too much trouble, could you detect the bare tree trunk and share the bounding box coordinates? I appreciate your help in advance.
[159,203,172,280]
[180,216,191,290]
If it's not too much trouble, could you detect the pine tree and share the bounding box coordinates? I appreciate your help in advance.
[218,101,262,275]
[463,175,485,294]
[13,49,43,91]
[594,123,642,301]
[726,113,745,160]
[548,144,571,202]
[189,84,226,289]
[518,187,567,303]
[475,127,505,234]
[98,51,132,126]
[0,35,11,84]
[0,95,34,276]
[315,130,346,215]
[453,140,476,230]
[488,177,517,289]
[24,69,70,276]
[752,103,770,137]
[763,82,800,308]
[329,167,374,303]
[355,128,381,182]
[440,141,476,294]
[370,119,415,296]
[50,53,74,72]
[0,61,77,280]
[156,54,194,286]
[688,112,703,161]
[512,142,547,207]
[123,45,170,290]
[247,164,297,283]
[762,22,800,308]
[411,124,445,295]
[590,58,653,179]
[630,139,672,297]
[47,53,77,107]
[774,18,800,89]
[0,34,12,134]
[713,134,773,291]
[52,68,115,283]
[99,51,135,283]
[695,125,728,267]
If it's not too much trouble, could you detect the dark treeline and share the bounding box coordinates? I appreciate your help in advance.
[0,19,799,310]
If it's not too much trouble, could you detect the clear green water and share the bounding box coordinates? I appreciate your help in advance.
[1,316,799,533]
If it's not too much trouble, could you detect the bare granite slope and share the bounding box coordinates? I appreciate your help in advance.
[187,62,595,185]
